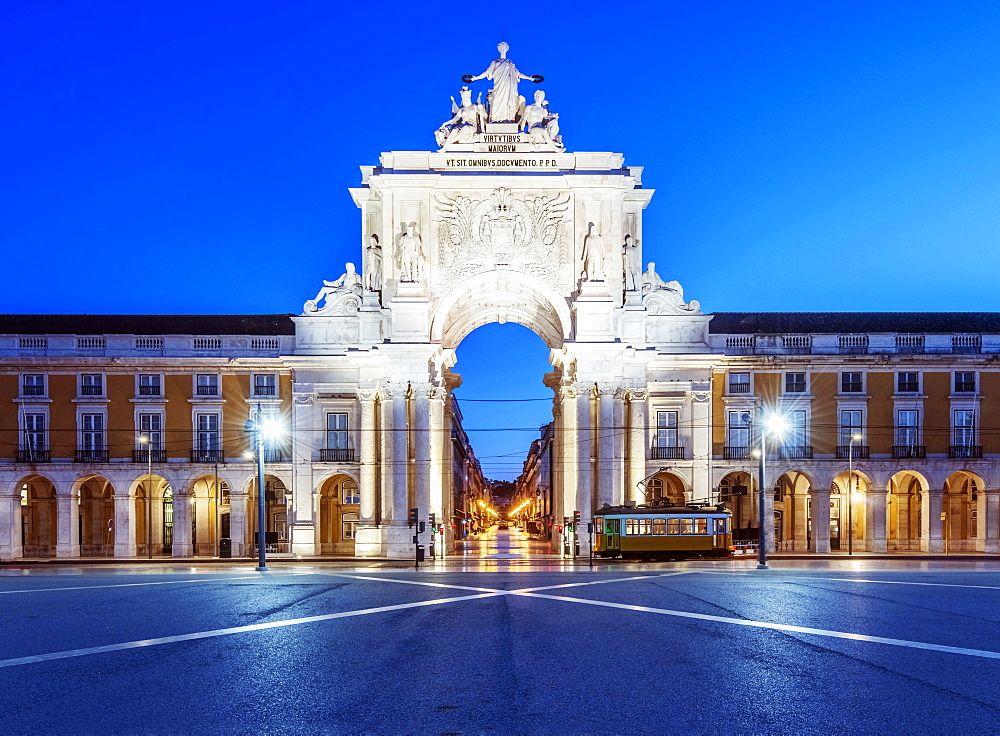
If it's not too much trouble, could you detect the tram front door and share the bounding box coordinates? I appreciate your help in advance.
[606,518,620,552]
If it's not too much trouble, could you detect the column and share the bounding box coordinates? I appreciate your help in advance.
[923,490,944,553]
[0,491,20,560]
[229,492,248,557]
[557,385,578,550]
[412,384,432,522]
[390,384,408,525]
[575,382,593,522]
[984,490,1000,553]
[762,464,776,553]
[290,395,317,557]
[866,491,888,553]
[791,492,809,551]
[56,483,80,558]
[596,384,615,509]
[358,389,378,526]
[172,492,193,557]
[689,389,713,502]
[429,387,447,553]
[611,389,626,506]
[113,493,137,557]
[627,389,647,504]
[810,488,831,553]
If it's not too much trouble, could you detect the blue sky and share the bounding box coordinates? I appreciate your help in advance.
[3,1,999,477]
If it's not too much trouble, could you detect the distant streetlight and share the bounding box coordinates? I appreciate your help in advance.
[848,433,863,556]
[244,405,282,572]
[139,434,152,559]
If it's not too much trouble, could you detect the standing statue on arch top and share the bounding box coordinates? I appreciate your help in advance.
[463,41,543,123]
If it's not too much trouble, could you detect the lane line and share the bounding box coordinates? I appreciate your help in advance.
[0,591,505,669]
[510,571,691,594]
[511,591,1000,660]
[303,572,506,593]
[0,574,269,595]
[699,570,1000,590]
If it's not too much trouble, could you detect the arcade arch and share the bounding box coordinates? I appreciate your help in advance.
[18,475,57,557]
[318,474,360,554]
[888,470,929,552]
[77,475,114,556]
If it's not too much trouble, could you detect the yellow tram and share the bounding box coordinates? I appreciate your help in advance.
[593,502,734,559]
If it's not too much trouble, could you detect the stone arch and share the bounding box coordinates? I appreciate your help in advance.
[75,474,115,556]
[887,470,928,551]
[17,474,57,557]
[717,471,754,539]
[186,474,229,556]
[318,473,361,554]
[242,473,290,553]
[131,472,171,557]
[774,470,816,551]
[644,470,687,504]
[944,470,986,552]
[431,270,572,349]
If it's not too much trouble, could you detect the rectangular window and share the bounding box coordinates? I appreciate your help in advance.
[81,413,105,450]
[785,373,806,393]
[253,374,277,396]
[955,372,976,393]
[342,512,360,540]
[667,519,680,535]
[896,410,919,447]
[196,413,220,451]
[652,519,666,535]
[786,410,807,448]
[138,413,163,450]
[681,518,696,535]
[138,374,161,396]
[81,374,103,396]
[897,372,919,393]
[342,479,360,505]
[23,414,46,449]
[655,411,678,448]
[196,374,219,396]
[953,410,976,447]
[727,411,750,448]
[22,374,45,396]
[840,410,863,447]
[712,518,728,534]
[625,519,639,535]
[841,372,863,393]
[327,413,349,449]
[695,519,708,534]
[728,372,751,393]
[638,519,653,535]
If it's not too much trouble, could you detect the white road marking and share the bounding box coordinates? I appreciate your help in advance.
[0,574,267,595]
[512,591,1000,660]
[700,570,1000,590]
[306,572,504,593]
[0,591,505,669]
[510,571,691,593]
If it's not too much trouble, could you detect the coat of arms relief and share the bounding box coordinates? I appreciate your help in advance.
[432,188,571,294]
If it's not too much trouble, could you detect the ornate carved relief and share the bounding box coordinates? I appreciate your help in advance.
[434,188,570,294]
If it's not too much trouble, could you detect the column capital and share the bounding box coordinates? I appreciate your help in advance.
[409,383,433,400]
[356,388,378,402]
[627,388,648,402]
[596,382,617,396]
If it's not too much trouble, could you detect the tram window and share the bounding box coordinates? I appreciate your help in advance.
[653,519,666,535]
[682,519,696,535]
[667,519,680,535]
[639,519,653,535]
[626,519,639,535]
[595,517,603,534]
[695,519,707,534]
[713,518,728,534]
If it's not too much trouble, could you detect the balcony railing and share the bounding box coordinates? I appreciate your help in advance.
[16,449,50,463]
[320,448,356,462]
[651,446,685,460]
[949,445,983,459]
[191,449,224,463]
[253,385,276,396]
[21,385,44,396]
[780,445,814,460]
[836,445,870,460]
[263,449,290,463]
[723,446,751,460]
[728,383,750,394]
[75,449,109,463]
[892,445,926,459]
[133,449,167,463]
[196,385,219,396]
[138,385,161,396]
[80,385,103,396]
[954,382,977,393]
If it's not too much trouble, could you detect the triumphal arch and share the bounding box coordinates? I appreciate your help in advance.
[292,43,714,557]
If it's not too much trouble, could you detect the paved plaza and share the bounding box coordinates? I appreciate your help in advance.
[2,530,1000,734]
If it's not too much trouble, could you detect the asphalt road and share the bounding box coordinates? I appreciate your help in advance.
[2,549,1000,733]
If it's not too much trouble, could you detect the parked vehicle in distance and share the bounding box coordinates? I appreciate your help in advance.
[497,522,508,530]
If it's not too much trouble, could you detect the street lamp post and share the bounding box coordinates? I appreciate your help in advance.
[744,412,787,571]
[244,405,277,572]
[139,435,152,559]
[847,433,863,556]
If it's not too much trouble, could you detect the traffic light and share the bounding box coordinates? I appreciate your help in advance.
[429,512,436,533]
[408,507,418,528]
[563,515,571,532]
[418,521,426,534]
[573,510,581,530]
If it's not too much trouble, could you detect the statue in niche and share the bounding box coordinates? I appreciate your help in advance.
[623,234,641,291]
[463,42,542,123]
[363,234,382,292]
[642,261,702,314]
[521,89,564,151]
[434,86,486,149]
[582,222,606,281]
[304,263,362,313]
[396,223,425,282]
